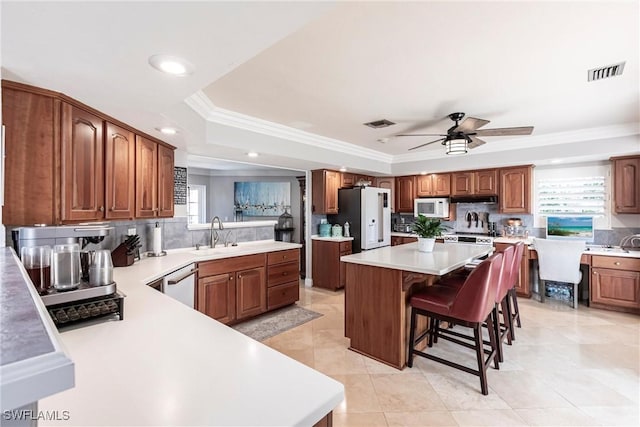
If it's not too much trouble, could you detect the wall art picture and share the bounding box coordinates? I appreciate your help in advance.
[234,182,291,217]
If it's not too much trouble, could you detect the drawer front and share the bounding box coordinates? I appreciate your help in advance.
[267,249,299,266]
[339,241,352,252]
[267,281,300,310]
[592,256,640,271]
[197,253,265,277]
[267,261,299,287]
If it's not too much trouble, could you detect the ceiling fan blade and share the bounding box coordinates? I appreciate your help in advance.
[474,126,534,136]
[452,117,490,133]
[408,138,445,151]
[467,136,487,149]
[396,133,447,137]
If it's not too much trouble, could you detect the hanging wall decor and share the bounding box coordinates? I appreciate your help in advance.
[234,181,291,217]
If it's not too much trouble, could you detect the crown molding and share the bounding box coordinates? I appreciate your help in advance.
[185,91,393,163]
[186,91,639,167]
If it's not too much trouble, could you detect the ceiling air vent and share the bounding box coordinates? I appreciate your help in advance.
[364,119,396,129]
[588,61,625,82]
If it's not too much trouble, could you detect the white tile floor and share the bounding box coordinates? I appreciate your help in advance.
[263,284,640,426]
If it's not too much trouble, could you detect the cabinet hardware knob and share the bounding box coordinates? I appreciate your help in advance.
[229,277,233,281]
[282,272,287,276]
[99,206,104,212]
[614,262,621,265]
[238,275,242,278]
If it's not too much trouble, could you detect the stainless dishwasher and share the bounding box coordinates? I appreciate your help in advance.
[163,264,197,308]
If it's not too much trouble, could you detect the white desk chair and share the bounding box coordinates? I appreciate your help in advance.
[533,238,586,308]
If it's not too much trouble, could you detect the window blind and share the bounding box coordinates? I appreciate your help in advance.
[538,176,606,215]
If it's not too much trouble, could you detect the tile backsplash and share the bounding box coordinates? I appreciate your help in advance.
[6,217,278,253]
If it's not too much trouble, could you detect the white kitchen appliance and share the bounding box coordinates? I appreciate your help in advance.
[163,264,196,308]
[414,197,450,218]
[327,187,391,252]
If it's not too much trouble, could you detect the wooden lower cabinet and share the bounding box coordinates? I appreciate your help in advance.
[266,248,300,310]
[312,239,352,290]
[391,236,418,246]
[590,255,640,314]
[197,273,236,324]
[236,267,266,320]
[495,242,530,297]
[197,249,300,324]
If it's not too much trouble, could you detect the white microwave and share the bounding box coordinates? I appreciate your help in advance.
[414,197,450,218]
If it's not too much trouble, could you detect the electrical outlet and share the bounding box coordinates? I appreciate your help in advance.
[127,228,136,235]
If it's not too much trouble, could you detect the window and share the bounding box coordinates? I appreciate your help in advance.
[534,163,611,229]
[187,185,207,224]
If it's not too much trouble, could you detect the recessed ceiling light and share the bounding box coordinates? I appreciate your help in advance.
[148,54,195,76]
[420,171,427,175]
[156,127,178,135]
[339,167,347,172]
[247,152,259,158]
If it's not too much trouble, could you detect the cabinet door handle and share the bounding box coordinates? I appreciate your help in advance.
[229,276,233,281]
[282,272,288,276]
[168,268,198,285]
[99,206,104,212]
[614,262,621,266]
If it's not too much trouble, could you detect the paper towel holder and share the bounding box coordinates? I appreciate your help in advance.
[147,222,167,257]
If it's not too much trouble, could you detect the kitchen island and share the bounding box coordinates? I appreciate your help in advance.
[34,241,343,426]
[341,242,492,369]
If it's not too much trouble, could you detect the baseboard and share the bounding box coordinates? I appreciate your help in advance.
[304,278,313,287]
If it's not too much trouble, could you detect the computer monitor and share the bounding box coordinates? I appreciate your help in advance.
[545,216,594,243]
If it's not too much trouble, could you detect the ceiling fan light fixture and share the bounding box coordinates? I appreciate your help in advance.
[445,137,468,155]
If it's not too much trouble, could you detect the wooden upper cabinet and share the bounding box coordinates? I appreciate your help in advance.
[452,172,474,196]
[499,165,532,213]
[416,174,451,197]
[452,170,496,196]
[2,81,177,225]
[61,103,104,222]
[312,169,340,214]
[158,144,175,217]
[1,84,59,225]
[416,175,433,197]
[135,135,158,218]
[475,169,498,195]
[395,176,416,213]
[374,177,395,212]
[340,172,355,188]
[611,156,640,214]
[105,122,135,219]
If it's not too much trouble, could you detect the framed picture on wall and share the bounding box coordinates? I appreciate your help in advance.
[234,182,291,217]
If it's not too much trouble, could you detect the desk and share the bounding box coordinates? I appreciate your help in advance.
[341,242,492,369]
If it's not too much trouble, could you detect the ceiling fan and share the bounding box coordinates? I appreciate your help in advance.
[396,112,534,153]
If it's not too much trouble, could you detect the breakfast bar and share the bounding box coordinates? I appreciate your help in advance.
[341,242,492,369]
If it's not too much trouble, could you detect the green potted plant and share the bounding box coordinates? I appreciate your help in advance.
[412,215,448,252]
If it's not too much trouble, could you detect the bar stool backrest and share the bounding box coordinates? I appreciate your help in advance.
[450,252,504,323]
[533,238,585,284]
[508,241,525,288]
[497,245,515,301]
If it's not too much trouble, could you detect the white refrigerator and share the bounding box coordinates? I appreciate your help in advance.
[327,186,391,252]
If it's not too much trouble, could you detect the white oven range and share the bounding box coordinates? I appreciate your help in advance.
[443,234,494,245]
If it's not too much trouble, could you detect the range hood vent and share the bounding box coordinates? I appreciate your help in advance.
[450,195,498,204]
[588,62,625,82]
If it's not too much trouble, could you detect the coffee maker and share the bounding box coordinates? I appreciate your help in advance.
[13,225,124,328]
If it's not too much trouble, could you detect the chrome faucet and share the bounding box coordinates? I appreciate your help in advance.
[210,216,224,248]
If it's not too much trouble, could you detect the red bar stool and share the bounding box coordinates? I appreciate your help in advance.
[435,246,514,363]
[407,252,503,395]
[506,241,525,339]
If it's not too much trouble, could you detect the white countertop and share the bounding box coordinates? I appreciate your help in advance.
[341,242,492,276]
[39,240,343,426]
[494,237,640,259]
[311,235,354,242]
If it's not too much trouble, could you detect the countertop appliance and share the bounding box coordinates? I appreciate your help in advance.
[41,282,124,329]
[327,187,391,252]
[414,197,450,218]
[163,264,196,308]
[14,224,123,329]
